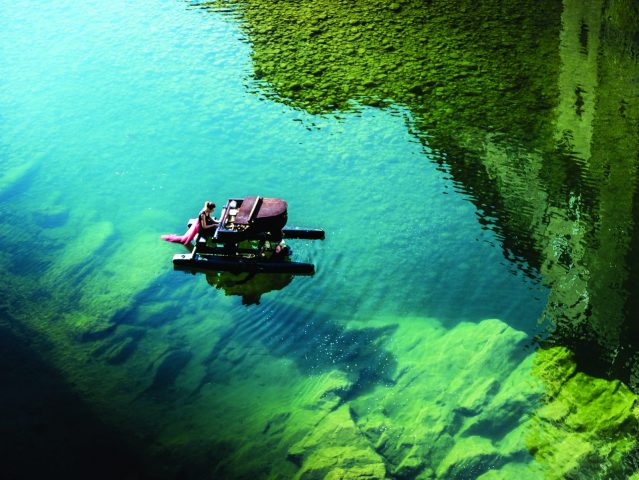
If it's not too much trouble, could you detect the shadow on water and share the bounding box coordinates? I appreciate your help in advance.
[165,242,301,305]
[111,272,185,328]
[143,348,194,397]
[107,266,397,403]
[193,302,398,400]
[200,0,639,392]
[102,266,298,372]
[91,272,189,380]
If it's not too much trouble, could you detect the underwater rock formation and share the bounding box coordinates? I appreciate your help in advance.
[528,347,639,479]
[346,317,540,479]
[287,405,386,480]
[0,160,39,202]
[201,316,639,478]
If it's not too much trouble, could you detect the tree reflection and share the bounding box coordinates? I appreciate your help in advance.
[201,0,639,391]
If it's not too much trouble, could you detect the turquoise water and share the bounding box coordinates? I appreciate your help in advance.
[5,0,632,478]
[0,0,543,321]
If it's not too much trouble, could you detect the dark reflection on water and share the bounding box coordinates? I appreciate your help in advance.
[195,304,397,394]
[201,0,639,389]
[108,269,398,402]
[205,270,294,305]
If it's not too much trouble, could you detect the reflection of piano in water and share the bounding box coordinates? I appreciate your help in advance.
[176,238,304,304]
[205,268,293,305]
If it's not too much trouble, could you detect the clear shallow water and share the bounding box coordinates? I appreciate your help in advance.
[0,0,543,321]
[2,0,638,479]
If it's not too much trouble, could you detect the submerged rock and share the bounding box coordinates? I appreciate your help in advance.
[67,312,117,342]
[527,347,639,479]
[287,405,386,480]
[303,317,639,479]
[0,161,39,202]
[145,349,193,395]
[101,336,138,365]
[435,436,500,478]
[348,317,537,479]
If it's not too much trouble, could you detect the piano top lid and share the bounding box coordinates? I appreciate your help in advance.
[234,196,288,225]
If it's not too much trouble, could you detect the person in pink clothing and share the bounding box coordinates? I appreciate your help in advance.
[161,200,217,244]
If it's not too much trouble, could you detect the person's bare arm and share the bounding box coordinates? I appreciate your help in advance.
[199,213,215,229]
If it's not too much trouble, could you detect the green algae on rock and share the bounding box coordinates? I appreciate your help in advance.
[347,317,542,479]
[305,317,639,479]
[179,316,541,479]
[76,313,636,479]
[0,160,39,202]
[200,0,561,148]
[287,405,386,480]
[528,347,639,479]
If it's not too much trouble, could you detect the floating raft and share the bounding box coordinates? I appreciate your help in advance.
[170,196,324,275]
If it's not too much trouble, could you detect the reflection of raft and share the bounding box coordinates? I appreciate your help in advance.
[171,196,324,275]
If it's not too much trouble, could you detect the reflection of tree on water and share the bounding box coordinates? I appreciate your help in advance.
[202,0,639,390]
[205,270,293,305]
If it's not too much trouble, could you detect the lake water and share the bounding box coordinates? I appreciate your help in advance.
[2,0,639,478]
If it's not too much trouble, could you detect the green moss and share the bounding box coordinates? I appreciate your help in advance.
[528,347,639,479]
[477,462,543,479]
[202,0,561,150]
[346,317,539,478]
[288,404,386,479]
